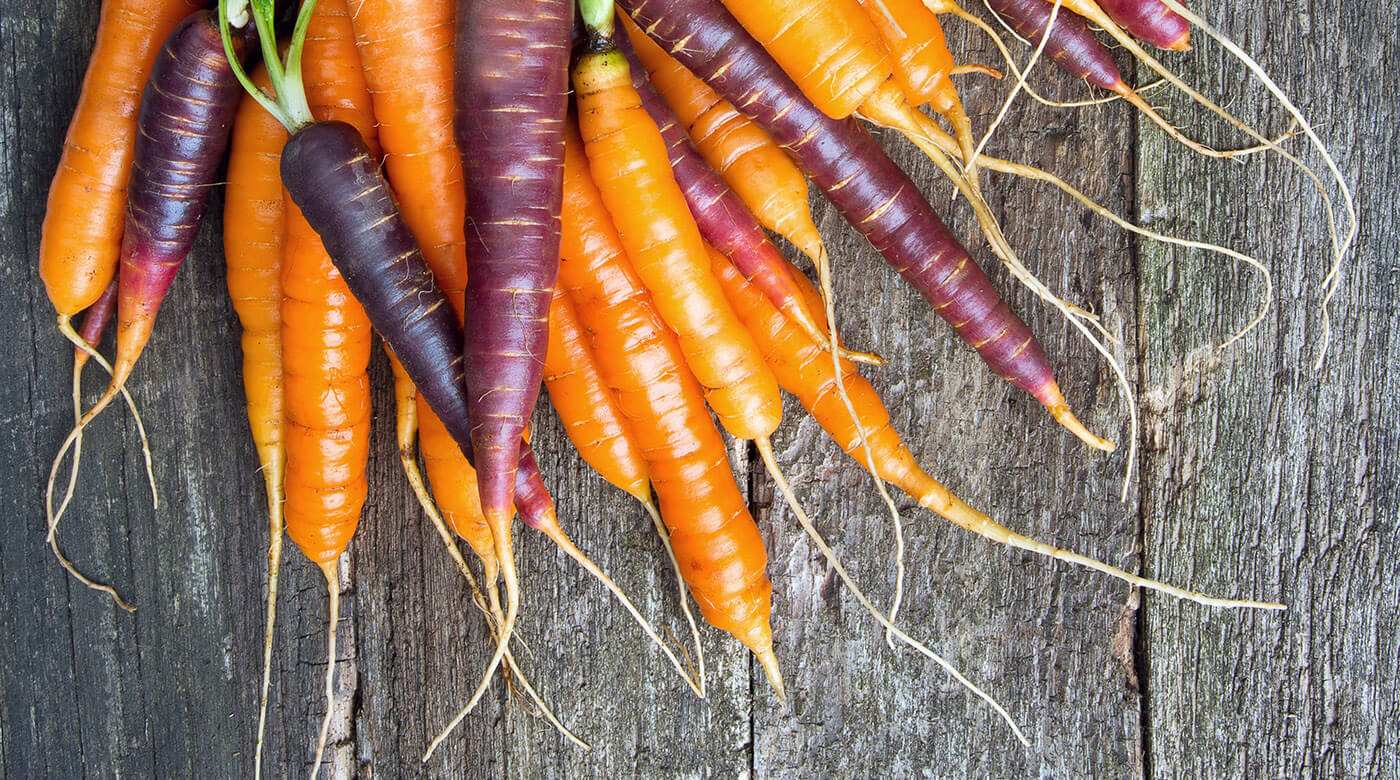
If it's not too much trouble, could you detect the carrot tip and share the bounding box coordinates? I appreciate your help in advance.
[1051,405,1116,453]
[1167,33,1192,52]
[757,648,786,703]
[841,346,885,366]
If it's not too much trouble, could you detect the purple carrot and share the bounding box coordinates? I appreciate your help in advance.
[987,0,1226,158]
[73,10,247,423]
[279,121,557,531]
[618,0,1112,449]
[454,0,572,529]
[987,0,1124,90]
[74,279,118,368]
[614,29,870,363]
[1095,0,1191,51]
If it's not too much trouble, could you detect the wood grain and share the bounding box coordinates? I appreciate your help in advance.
[0,0,1391,776]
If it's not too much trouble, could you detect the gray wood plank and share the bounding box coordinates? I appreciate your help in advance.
[748,12,1147,777]
[0,0,1393,777]
[1135,1,1399,777]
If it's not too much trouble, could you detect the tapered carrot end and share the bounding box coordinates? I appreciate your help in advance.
[1038,382,1115,452]
[757,647,786,703]
[1053,405,1116,453]
[1167,32,1192,52]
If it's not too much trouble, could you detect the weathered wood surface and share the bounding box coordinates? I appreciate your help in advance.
[0,0,1392,776]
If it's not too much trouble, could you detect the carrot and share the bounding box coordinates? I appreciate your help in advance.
[983,0,1224,157]
[573,14,782,448]
[720,0,890,120]
[223,62,288,778]
[714,245,1284,610]
[612,31,877,370]
[277,1,377,774]
[557,117,780,693]
[455,0,571,592]
[617,14,825,268]
[1091,0,1190,50]
[40,0,200,326]
[542,287,707,690]
[46,8,248,608]
[619,0,1116,452]
[348,0,467,314]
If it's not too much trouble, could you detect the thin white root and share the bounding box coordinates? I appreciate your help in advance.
[310,562,340,780]
[1080,2,1352,370]
[812,245,907,651]
[45,321,160,611]
[544,526,704,698]
[423,525,518,762]
[909,113,1275,349]
[59,319,157,508]
[484,569,589,750]
[253,467,284,780]
[642,498,707,698]
[1155,0,1357,368]
[756,441,1029,747]
[967,0,1065,173]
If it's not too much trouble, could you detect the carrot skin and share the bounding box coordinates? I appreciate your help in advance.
[114,11,246,381]
[620,0,1061,405]
[1094,0,1190,50]
[454,0,572,521]
[279,121,555,527]
[77,280,119,350]
[615,31,826,347]
[40,0,201,317]
[985,0,1124,90]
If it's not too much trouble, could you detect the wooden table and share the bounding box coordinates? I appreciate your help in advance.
[2,1,1393,776]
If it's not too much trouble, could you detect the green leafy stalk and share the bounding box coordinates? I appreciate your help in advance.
[218,0,317,132]
[577,0,615,40]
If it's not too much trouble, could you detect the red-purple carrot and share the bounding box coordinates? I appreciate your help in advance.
[47,9,248,607]
[614,28,879,367]
[455,0,571,539]
[983,0,1233,159]
[1094,0,1190,50]
[618,0,1112,450]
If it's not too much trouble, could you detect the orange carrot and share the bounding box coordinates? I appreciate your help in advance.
[543,287,708,689]
[40,0,200,325]
[348,0,467,314]
[558,118,779,693]
[223,63,288,778]
[278,1,375,774]
[572,35,781,445]
[719,0,891,119]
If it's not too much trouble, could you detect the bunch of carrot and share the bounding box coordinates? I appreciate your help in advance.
[35,0,1346,771]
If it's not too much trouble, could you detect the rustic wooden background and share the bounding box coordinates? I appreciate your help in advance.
[1,0,1394,776]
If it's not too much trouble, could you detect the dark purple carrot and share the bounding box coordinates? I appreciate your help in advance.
[1092,0,1190,51]
[619,0,1112,450]
[615,29,879,367]
[278,121,554,531]
[454,0,572,541]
